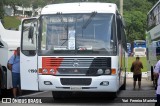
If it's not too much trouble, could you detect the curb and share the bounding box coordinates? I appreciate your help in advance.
[126,72,148,78]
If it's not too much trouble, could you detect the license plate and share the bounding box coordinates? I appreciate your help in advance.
[70,86,82,90]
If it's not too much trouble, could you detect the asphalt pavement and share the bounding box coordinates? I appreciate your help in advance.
[0,77,157,106]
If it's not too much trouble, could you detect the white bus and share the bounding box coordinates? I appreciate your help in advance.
[146,0,160,89]
[133,40,146,57]
[20,2,127,99]
[0,20,20,96]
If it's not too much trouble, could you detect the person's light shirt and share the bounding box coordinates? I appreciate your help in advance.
[8,55,20,73]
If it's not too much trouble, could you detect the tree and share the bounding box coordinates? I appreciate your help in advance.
[20,0,55,16]
[123,0,152,42]
[0,0,5,19]
[148,0,159,5]
[4,0,22,16]
[124,11,147,42]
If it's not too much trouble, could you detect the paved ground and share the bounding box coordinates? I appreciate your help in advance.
[0,77,157,106]
[120,77,155,97]
[125,77,155,91]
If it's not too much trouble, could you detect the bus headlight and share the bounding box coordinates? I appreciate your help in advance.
[104,69,111,74]
[42,69,48,74]
[50,69,55,74]
[97,69,103,74]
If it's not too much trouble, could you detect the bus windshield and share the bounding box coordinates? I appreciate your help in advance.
[38,13,117,56]
[134,41,146,48]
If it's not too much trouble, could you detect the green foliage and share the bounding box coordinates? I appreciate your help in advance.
[0,4,4,19]
[4,0,22,15]
[148,0,159,5]
[127,57,147,72]
[123,0,152,42]
[124,11,147,42]
[3,16,21,29]
[0,0,5,19]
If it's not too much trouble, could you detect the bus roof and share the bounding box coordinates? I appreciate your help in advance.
[147,0,160,15]
[41,2,118,15]
[134,40,146,42]
[0,20,20,50]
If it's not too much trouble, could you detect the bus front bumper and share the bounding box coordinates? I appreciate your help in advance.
[38,75,119,92]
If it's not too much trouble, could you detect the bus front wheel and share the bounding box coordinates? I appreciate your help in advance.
[52,91,71,100]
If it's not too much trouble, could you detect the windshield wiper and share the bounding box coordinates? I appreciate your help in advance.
[57,12,68,30]
[82,11,97,29]
[56,12,69,46]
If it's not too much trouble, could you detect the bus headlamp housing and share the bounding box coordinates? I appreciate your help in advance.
[104,69,111,74]
[97,69,103,74]
[50,69,55,74]
[42,69,48,73]
[97,68,111,75]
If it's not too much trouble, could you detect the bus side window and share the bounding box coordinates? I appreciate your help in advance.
[116,13,127,51]
[116,15,121,42]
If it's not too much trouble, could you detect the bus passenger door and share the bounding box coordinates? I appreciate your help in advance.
[20,18,38,90]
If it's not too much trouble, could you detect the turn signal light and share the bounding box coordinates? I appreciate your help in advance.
[111,69,116,74]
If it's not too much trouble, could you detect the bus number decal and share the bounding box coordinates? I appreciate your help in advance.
[28,69,37,73]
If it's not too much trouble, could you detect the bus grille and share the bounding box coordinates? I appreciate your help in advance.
[60,78,92,85]
[42,57,111,68]
[42,57,111,75]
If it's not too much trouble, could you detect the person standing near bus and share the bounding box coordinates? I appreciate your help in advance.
[131,56,143,89]
[154,60,160,106]
[8,47,21,98]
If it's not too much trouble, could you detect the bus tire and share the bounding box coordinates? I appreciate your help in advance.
[1,66,7,89]
[52,91,62,100]
[52,91,71,100]
[111,92,118,99]
[120,82,126,90]
[120,77,126,90]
